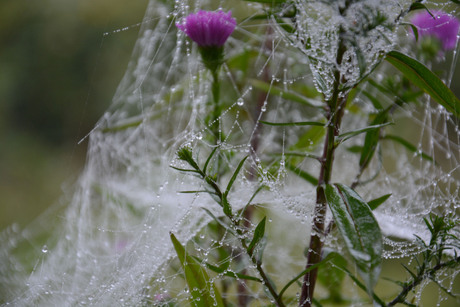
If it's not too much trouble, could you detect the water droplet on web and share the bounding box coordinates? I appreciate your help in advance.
[42,245,48,254]
[237,98,244,106]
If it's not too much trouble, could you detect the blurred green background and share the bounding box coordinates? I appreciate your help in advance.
[0,0,148,230]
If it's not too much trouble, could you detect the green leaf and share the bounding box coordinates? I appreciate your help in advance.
[386,51,460,118]
[243,0,287,4]
[278,252,337,300]
[359,110,389,169]
[285,161,319,186]
[250,79,323,108]
[337,122,393,144]
[224,156,249,198]
[202,261,262,282]
[368,194,391,210]
[247,217,267,257]
[317,249,348,302]
[221,156,248,217]
[170,233,225,307]
[383,134,434,162]
[337,263,386,306]
[259,120,325,127]
[409,3,433,16]
[201,207,236,236]
[325,184,383,295]
[203,146,219,175]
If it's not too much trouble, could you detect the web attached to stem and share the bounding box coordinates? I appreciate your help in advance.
[1,0,459,305]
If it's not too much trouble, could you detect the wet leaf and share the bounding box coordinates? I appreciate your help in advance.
[337,122,392,144]
[259,120,325,127]
[247,217,267,257]
[250,79,323,108]
[368,194,392,210]
[359,110,389,169]
[285,161,318,186]
[383,134,434,163]
[325,184,383,294]
[386,51,460,118]
[208,264,262,282]
[243,0,287,4]
[170,233,225,307]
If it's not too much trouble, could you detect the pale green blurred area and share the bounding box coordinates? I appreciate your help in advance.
[0,0,149,230]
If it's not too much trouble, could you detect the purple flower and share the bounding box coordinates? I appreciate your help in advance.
[411,10,459,51]
[176,10,236,47]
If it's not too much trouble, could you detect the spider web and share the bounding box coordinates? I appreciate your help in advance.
[1,0,459,306]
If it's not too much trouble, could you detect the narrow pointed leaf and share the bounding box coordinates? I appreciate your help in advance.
[193,258,263,282]
[201,207,236,235]
[386,51,460,118]
[203,146,219,175]
[337,263,386,306]
[368,194,392,210]
[250,79,322,108]
[325,184,383,294]
[243,0,287,3]
[383,134,434,162]
[224,156,249,198]
[247,217,267,256]
[170,233,225,307]
[279,252,336,300]
[359,110,389,169]
[259,120,325,127]
[285,161,319,186]
[337,122,392,144]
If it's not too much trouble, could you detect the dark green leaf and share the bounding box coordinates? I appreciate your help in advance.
[243,0,287,3]
[259,120,326,127]
[285,161,319,186]
[170,166,200,173]
[194,258,263,282]
[383,134,434,162]
[201,207,236,235]
[170,233,225,307]
[247,217,267,257]
[336,263,386,306]
[317,249,348,301]
[347,145,363,153]
[278,252,336,300]
[362,90,384,110]
[224,156,249,198]
[203,146,219,175]
[250,79,323,108]
[409,3,433,16]
[368,194,391,210]
[221,156,248,217]
[325,184,383,294]
[337,122,393,144]
[222,198,232,218]
[359,110,389,169]
[386,51,460,118]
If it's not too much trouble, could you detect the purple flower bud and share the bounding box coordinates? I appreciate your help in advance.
[411,10,459,51]
[176,10,236,47]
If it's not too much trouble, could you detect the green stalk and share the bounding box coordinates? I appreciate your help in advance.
[299,38,348,307]
[211,69,221,144]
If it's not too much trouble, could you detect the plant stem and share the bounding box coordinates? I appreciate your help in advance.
[387,256,460,306]
[299,40,348,307]
[211,69,221,144]
[235,225,286,307]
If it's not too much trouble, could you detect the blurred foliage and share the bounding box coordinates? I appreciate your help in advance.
[0,0,148,229]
